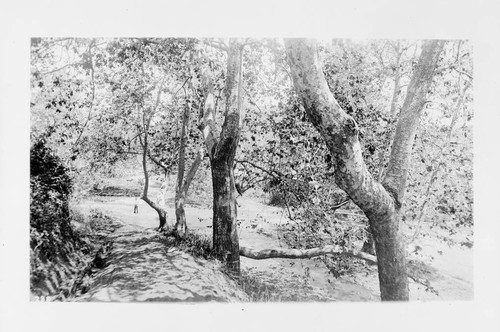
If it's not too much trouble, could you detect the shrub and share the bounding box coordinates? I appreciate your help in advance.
[30,135,82,297]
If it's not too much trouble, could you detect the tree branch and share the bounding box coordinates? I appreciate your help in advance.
[39,62,82,75]
[214,40,244,160]
[200,80,219,159]
[383,40,446,202]
[239,245,377,264]
[235,159,284,179]
[181,146,204,194]
[202,38,229,52]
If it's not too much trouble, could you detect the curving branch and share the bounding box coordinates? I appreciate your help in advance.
[148,151,178,174]
[235,159,284,181]
[239,246,377,264]
[139,80,169,229]
[202,38,229,52]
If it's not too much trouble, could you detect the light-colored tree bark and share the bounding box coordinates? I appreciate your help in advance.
[173,102,190,236]
[139,81,169,230]
[284,39,445,301]
[389,41,403,117]
[240,245,377,264]
[383,40,446,201]
[173,99,204,237]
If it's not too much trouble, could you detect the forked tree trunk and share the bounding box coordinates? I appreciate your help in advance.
[200,39,243,274]
[363,41,403,254]
[284,39,444,301]
[174,147,203,237]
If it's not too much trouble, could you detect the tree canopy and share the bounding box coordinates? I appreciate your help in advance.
[30,38,473,301]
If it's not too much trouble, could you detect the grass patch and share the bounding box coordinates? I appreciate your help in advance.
[234,267,335,302]
[159,229,216,261]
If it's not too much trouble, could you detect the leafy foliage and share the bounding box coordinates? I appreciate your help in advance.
[30,135,82,298]
[30,38,474,294]
[30,135,75,260]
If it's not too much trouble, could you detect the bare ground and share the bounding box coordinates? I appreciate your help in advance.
[71,183,473,302]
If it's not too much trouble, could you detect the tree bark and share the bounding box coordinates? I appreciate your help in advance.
[383,40,446,202]
[285,39,444,301]
[363,41,403,253]
[139,82,169,230]
[389,42,403,117]
[240,245,377,264]
[174,102,190,236]
[174,146,204,237]
[201,39,243,274]
[140,119,168,230]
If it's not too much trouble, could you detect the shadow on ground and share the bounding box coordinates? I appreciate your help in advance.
[75,223,248,302]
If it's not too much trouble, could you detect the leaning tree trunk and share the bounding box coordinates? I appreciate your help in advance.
[200,39,243,274]
[285,39,445,301]
[139,81,169,230]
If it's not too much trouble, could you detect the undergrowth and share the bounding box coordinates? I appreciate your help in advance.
[234,268,335,302]
[157,228,337,301]
[159,229,216,260]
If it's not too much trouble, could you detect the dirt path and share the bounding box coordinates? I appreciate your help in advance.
[72,219,247,302]
[73,194,377,301]
[73,191,473,301]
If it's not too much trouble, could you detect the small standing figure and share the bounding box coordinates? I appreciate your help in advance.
[134,197,139,214]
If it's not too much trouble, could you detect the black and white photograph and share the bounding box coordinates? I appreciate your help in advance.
[28,37,473,302]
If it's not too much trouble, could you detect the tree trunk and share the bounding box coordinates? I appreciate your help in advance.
[383,40,446,201]
[139,81,169,230]
[174,102,190,237]
[211,159,240,273]
[363,41,403,253]
[174,148,203,237]
[389,42,403,117]
[201,39,243,274]
[361,227,376,255]
[157,209,167,229]
[285,39,445,301]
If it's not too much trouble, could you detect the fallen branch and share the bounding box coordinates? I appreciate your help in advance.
[239,245,377,265]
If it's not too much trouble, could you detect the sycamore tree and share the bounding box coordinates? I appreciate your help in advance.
[197,39,245,274]
[283,39,445,301]
[31,38,472,300]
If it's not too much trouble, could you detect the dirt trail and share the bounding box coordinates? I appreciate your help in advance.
[73,220,247,302]
[74,194,377,301]
[73,189,472,301]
